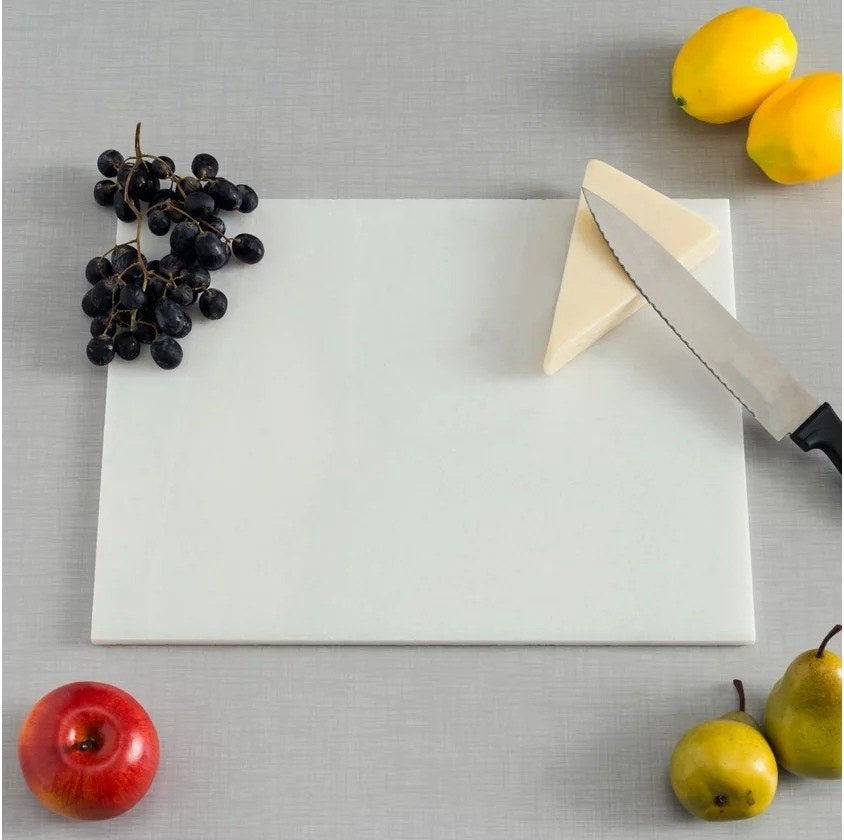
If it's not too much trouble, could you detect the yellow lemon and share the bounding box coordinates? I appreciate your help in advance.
[672,7,797,124]
[747,72,842,184]
[670,719,778,820]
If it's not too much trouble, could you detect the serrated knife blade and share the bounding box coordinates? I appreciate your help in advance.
[581,188,841,473]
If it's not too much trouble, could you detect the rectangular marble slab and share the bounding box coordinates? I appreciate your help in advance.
[91,198,753,645]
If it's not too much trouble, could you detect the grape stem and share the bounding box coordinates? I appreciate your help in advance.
[125,122,144,331]
[163,200,232,241]
[132,122,143,247]
[143,154,175,177]
[170,174,188,199]
[100,239,138,259]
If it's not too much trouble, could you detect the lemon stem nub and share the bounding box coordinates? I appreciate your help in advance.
[817,624,842,658]
[675,96,687,108]
[732,678,746,712]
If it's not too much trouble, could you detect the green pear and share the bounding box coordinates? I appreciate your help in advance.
[670,680,778,821]
[764,624,842,779]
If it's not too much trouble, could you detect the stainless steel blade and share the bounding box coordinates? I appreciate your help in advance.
[581,188,820,440]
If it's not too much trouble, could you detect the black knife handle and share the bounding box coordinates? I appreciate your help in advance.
[791,402,842,473]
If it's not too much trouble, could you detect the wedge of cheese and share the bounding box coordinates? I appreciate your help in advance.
[543,160,720,374]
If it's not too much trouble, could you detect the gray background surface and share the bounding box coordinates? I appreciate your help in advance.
[2,0,841,836]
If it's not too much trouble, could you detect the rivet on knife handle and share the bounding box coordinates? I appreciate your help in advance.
[791,403,842,473]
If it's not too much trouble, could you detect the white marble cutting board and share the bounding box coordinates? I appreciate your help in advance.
[91,198,754,644]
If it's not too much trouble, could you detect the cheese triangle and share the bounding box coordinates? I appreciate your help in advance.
[543,160,720,374]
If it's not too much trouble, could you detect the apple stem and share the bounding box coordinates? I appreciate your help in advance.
[732,678,746,712]
[77,737,99,752]
[817,624,842,658]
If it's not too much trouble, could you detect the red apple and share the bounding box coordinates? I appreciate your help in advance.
[18,681,159,820]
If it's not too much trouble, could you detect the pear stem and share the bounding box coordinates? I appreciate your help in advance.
[732,679,746,712]
[817,624,842,658]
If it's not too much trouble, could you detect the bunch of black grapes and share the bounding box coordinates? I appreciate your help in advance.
[84,124,264,370]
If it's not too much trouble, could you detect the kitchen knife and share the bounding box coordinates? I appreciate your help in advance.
[581,188,841,473]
